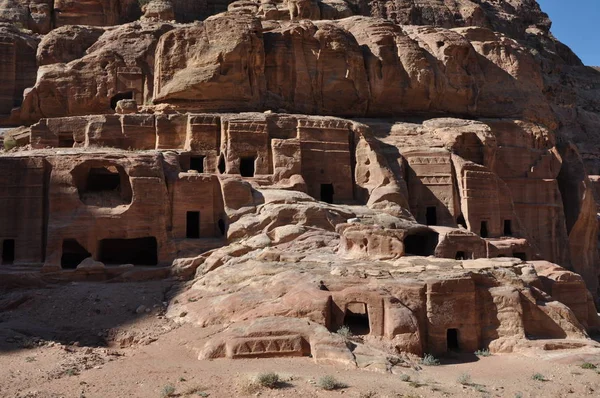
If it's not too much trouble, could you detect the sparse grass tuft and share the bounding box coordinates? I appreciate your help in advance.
[64,368,79,377]
[336,325,353,340]
[400,374,411,382]
[515,393,523,398]
[25,356,36,362]
[474,349,491,357]
[420,353,440,366]
[532,373,545,382]
[457,373,472,385]
[160,384,176,397]
[317,375,346,390]
[257,372,280,389]
[581,362,597,369]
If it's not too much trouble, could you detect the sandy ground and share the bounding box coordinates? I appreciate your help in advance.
[1,281,600,398]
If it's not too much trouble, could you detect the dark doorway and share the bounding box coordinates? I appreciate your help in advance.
[447,328,459,351]
[98,237,158,266]
[240,156,256,177]
[217,154,226,174]
[404,230,439,256]
[2,239,15,264]
[513,252,527,261]
[455,251,465,260]
[61,239,91,269]
[426,206,437,225]
[186,211,200,239]
[86,167,121,192]
[110,91,133,110]
[343,302,370,335]
[189,156,205,173]
[480,221,488,238]
[503,220,512,236]
[58,133,75,148]
[218,219,226,236]
[457,214,467,229]
[321,183,334,204]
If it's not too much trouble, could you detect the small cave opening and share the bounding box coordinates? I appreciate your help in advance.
[457,214,467,229]
[343,302,370,335]
[447,328,460,351]
[186,211,200,239]
[503,219,512,236]
[320,183,334,204]
[480,221,488,238]
[189,156,205,173]
[240,156,256,177]
[58,133,75,148]
[97,237,158,266]
[218,219,226,236]
[110,91,133,110]
[217,154,226,174]
[404,229,439,256]
[455,251,472,260]
[74,164,133,207]
[2,239,15,265]
[61,239,91,269]
[426,206,437,226]
[513,252,527,261]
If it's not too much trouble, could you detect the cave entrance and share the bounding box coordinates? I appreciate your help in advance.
[58,132,75,148]
[447,328,460,351]
[2,239,15,265]
[480,221,488,238]
[110,91,133,110]
[455,251,472,260]
[343,302,370,335]
[86,167,121,192]
[186,211,200,239]
[503,220,512,236]
[457,214,467,229]
[404,230,439,256]
[240,156,256,177]
[513,252,527,261]
[97,237,158,266]
[426,206,437,226]
[61,239,91,269]
[320,183,334,204]
[217,154,226,174]
[218,219,226,236]
[189,156,205,173]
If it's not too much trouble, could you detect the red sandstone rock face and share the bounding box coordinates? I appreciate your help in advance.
[1,0,600,367]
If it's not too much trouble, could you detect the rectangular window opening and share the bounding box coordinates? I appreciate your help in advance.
[186,211,200,239]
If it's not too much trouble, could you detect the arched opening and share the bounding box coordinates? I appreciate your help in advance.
[189,156,205,173]
[218,219,226,236]
[480,221,488,238]
[457,214,467,229]
[404,229,439,256]
[2,239,15,265]
[455,251,466,260]
[343,302,370,335]
[240,156,256,177]
[447,328,459,351]
[186,211,200,239]
[110,91,133,110]
[97,237,158,266]
[61,239,91,269]
[426,206,437,225]
[503,220,512,236]
[320,184,334,204]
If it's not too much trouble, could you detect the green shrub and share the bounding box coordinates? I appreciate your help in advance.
[581,362,597,369]
[532,373,545,381]
[457,373,472,385]
[317,375,346,390]
[160,384,175,397]
[474,349,491,357]
[257,372,280,389]
[400,374,411,382]
[420,353,440,366]
[3,136,16,151]
[336,325,353,340]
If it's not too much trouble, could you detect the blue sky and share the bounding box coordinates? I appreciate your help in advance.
[537,0,599,65]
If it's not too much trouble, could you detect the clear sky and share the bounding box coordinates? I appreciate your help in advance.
[537,0,599,66]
